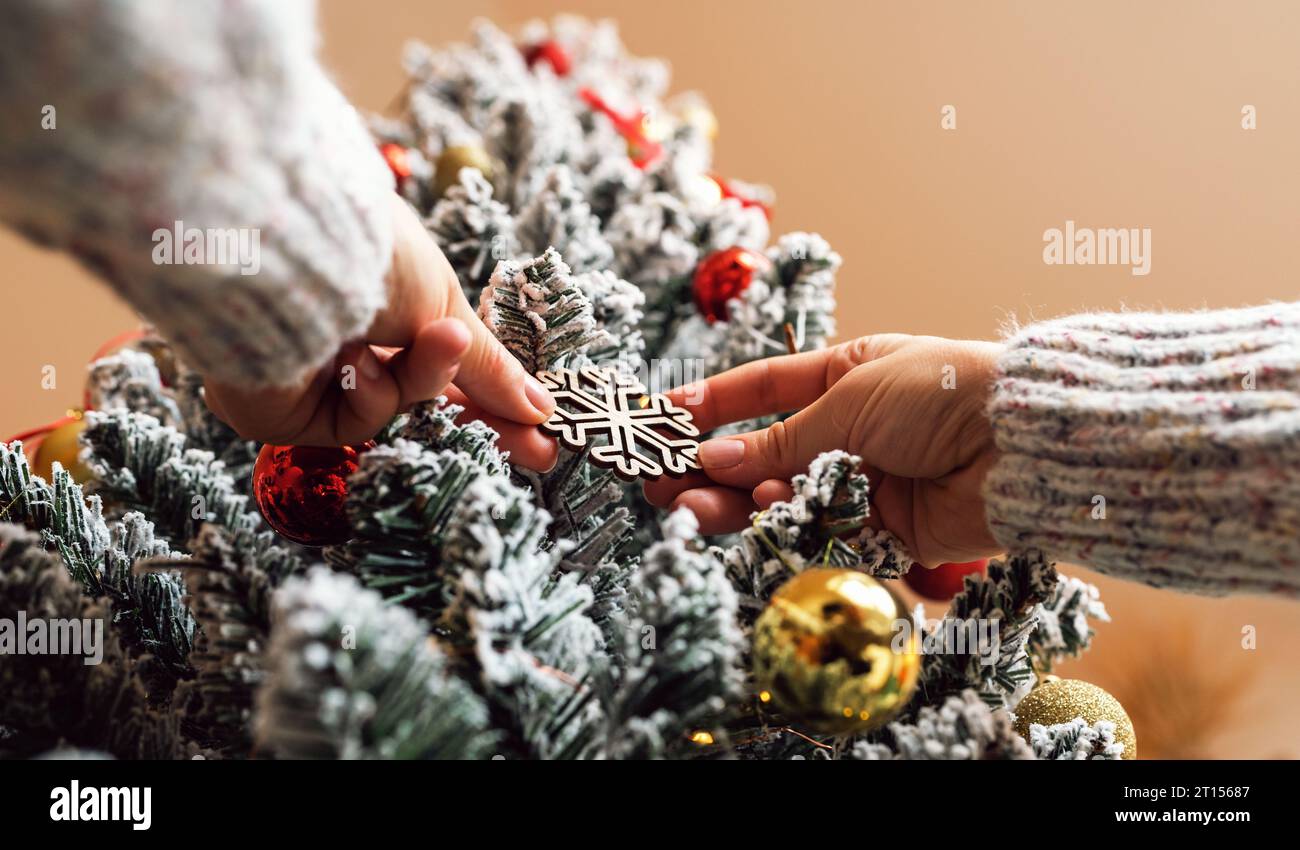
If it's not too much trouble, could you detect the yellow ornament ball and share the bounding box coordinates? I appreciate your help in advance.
[673,98,718,141]
[433,145,494,198]
[1012,678,1137,760]
[752,568,919,736]
[32,416,91,484]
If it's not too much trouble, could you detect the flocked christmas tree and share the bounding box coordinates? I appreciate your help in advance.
[1,16,1126,760]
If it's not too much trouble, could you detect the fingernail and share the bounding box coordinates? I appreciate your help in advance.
[698,438,744,469]
[524,375,556,417]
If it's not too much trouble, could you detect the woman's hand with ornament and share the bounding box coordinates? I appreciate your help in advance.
[643,334,1004,566]
[204,195,559,471]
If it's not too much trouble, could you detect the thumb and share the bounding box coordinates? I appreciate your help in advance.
[375,194,553,425]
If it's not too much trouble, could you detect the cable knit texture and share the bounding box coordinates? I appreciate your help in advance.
[0,0,392,387]
[985,302,1300,597]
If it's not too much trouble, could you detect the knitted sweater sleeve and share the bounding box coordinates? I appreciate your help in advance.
[983,301,1300,597]
[0,0,392,387]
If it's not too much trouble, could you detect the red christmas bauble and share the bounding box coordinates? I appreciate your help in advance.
[252,443,371,547]
[379,142,413,188]
[692,246,772,324]
[903,559,989,601]
[522,40,571,76]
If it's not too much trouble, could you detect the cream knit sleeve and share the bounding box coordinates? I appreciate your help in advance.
[983,301,1300,596]
[0,0,392,387]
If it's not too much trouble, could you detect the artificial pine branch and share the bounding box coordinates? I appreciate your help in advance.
[486,97,567,211]
[325,439,500,620]
[1028,573,1110,673]
[81,409,303,584]
[425,169,518,302]
[140,524,282,756]
[99,512,194,680]
[716,450,870,623]
[443,474,606,759]
[598,509,745,759]
[605,192,700,352]
[386,396,636,573]
[85,347,182,428]
[384,396,510,476]
[517,165,615,274]
[857,528,918,580]
[89,341,259,489]
[0,442,195,684]
[693,197,770,256]
[710,232,840,372]
[1030,718,1125,760]
[913,550,1059,711]
[402,83,481,155]
[256,567,496,760]
[0,524,121,753]
[517,449,617,537]
[584,154,644,225]
[572,268,647,369]
[853,690,1034,760]
[476,248,642,583]
[478,247,609,375]
[0,524,206,759]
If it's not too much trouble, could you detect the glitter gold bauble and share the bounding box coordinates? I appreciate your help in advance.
[752,568,920,736]
[433,145,494,198]
[1013,678,1137,760]
[33,416,91,484]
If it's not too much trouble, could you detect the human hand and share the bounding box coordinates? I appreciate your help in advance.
[643,334,1004,565]
[204,194,559,472]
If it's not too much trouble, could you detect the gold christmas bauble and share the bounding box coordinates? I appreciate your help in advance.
[32,416,91,484]
[1013,678,1137,760]
[752,568,919,736]
[433,145,494,198]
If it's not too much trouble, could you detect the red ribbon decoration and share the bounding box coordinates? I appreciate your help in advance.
[709,174,773,221]
[579,87,664,170]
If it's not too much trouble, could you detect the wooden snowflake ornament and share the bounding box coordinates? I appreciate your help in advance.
[536,365,701,480]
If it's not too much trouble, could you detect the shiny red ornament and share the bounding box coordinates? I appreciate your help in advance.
[903,558,989,601]
[709,174,773,221]
[578,87,663,170]
[252,443,372,547]
[522,40,572,76]
[379,142,413,188]
[692,246,772,324]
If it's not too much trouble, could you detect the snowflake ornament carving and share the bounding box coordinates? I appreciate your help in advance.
[537,366,701,480]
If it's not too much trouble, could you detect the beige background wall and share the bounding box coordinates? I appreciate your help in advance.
[1,1,1296,757]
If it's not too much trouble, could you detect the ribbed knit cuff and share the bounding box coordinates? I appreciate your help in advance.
[111,75,395,388]
[983,302,1300,597]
